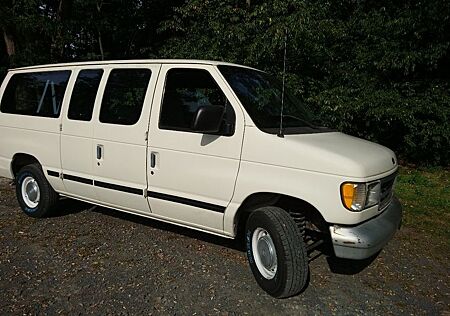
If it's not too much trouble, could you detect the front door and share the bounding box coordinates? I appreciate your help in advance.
[146,65,244,234]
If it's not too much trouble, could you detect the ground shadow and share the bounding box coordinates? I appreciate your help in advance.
[51,198,95,217]
[51,198,382,277]
[307,240,379,275]
[326,252,380,275]
[51,199,388,291]
[93,206,245,252]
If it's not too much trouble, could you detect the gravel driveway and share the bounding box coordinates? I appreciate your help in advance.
[0,177,448,315]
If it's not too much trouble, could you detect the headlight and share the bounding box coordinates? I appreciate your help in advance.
[366,181,381,208]
[341,181,381,212]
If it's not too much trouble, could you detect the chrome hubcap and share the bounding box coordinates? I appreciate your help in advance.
[252,228,277,279]
[21,176,40,208]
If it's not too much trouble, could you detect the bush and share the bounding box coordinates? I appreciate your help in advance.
[0,0,448,165]
[311,82,449,166]
[159,0,450,166]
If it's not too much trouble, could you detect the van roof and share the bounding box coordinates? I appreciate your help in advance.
[10,59,255,71]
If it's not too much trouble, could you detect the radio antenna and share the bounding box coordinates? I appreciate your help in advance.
[277,28,288,138]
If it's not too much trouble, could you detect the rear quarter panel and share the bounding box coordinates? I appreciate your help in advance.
[0,70,69,192]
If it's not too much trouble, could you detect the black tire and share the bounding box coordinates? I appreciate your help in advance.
[245,206,309,298]
[15,163,59,218]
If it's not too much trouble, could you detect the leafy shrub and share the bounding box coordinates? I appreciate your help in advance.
[1,0,448,165]
[311,81,449,165]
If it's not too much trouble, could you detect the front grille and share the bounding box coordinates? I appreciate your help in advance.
[379,172,397,210]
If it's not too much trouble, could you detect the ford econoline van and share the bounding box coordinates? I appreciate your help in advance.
[0,60,402,298]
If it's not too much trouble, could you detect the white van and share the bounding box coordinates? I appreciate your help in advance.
[0,60,401,298]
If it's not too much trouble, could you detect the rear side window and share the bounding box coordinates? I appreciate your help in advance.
[159,68,234,133]
[68,69,103,121]
[0,71,71,118]
[99,68,151,125]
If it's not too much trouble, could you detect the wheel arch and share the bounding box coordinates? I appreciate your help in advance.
[233,192,328,238]
[11,153,42,178]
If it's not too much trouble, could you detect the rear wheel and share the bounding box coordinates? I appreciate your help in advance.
[15,164,59,218]
[245,206,309,298]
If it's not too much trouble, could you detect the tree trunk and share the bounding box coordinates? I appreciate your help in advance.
[98,30,104,60]
[58,0,72,20]
[96,0,104,60]
[3,28,15,57]
[52,0,72,61]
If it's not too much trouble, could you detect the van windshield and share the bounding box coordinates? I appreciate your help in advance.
[218,65,332,135]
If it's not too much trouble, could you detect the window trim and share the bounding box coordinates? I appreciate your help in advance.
[158,68,236,137]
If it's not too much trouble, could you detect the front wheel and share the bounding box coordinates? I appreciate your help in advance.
[245,206,309,298]
[15,164,59,218]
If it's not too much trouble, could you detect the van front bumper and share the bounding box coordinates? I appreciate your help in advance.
[329,197,402,260]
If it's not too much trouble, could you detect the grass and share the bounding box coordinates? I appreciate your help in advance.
[395,166,450,249]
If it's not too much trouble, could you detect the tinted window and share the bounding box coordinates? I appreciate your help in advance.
[0,71,71,118]
[68,69,103,121]
[159,69,234,134]
[99,69,151,125]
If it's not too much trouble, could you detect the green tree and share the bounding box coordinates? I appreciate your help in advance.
[0,0,448,165]
[159,0,449,165]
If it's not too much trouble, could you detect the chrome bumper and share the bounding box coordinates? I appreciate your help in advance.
[329,197,402,260]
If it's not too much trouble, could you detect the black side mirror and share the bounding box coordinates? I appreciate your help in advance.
[191,105,225,134]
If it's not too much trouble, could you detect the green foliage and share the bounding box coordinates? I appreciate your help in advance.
[396,167,450,248]
[0,0,449,165]
[159,0,450,165]
[311,0,450,165]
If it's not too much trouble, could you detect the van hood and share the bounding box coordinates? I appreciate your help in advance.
[243,129,397,178]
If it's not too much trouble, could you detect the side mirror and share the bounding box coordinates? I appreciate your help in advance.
[191,105,225,134]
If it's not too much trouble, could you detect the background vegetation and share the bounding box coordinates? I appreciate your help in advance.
[1,0,449,165]
[396,167,449,252]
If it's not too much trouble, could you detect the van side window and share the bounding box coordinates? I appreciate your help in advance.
[159,69,235,134]
[99,68,151,125]
[68,69,103,121]
[0,71,71,118]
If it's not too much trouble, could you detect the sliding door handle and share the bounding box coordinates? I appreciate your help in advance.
[96,145,103,160]
[150,152,156,168]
